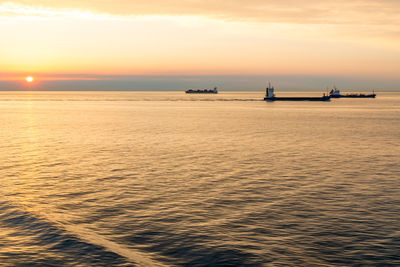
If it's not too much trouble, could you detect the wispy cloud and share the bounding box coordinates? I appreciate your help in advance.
[2,0,400,25]
[0,2,123,20]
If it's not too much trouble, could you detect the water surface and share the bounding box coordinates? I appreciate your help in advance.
[0,92,399,266]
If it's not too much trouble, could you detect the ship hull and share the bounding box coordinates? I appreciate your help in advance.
[185,91,218,94]
[330,94,376,98]
[264,96,331,101]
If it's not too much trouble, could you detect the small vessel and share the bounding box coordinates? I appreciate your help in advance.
[185,87,218,94]
[329,87,376,98]
[264,83,330,101]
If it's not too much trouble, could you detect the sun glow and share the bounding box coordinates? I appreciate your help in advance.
[26,76,34,83]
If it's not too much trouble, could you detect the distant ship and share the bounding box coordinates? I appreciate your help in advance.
[329,87,376,98]
[185,87,218,94]
[264,83,330,101]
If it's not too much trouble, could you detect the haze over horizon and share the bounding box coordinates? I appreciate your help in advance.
[1,0,400,90]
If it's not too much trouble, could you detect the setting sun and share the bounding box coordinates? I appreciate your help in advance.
[26,76,34,83]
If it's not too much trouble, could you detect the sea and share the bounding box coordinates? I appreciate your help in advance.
[0,91,399,266]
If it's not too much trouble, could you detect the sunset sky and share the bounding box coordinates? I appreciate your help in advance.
[1,0,399,90]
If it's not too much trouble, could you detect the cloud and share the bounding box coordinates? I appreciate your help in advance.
[1,0,400,25]
[1,1,399,78]
[0,2,123,20]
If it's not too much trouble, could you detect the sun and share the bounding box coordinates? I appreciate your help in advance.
[26,76,34,83]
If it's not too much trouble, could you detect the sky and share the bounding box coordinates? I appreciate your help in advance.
[0,0,399,91]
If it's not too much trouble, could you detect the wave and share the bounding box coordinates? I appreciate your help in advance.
[0,200,166,266]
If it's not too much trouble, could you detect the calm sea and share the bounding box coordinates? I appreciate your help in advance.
[0,91,399,266]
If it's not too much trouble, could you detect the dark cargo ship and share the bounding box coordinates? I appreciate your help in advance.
[264,84,330,101]
[329,87,376,98]
[185,87,218,94]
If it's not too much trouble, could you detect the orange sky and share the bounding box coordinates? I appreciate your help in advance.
[1,1,400,82]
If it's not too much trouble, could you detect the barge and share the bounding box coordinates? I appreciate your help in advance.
[264,84,330,101]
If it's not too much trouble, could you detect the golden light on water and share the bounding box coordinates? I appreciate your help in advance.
[26,76,34,83]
